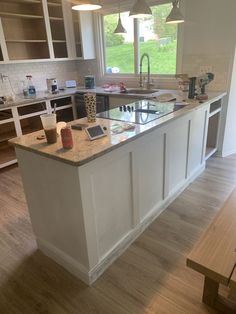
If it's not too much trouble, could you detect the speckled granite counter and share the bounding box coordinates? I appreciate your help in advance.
[0,86,160,109]
[10,92,226,166]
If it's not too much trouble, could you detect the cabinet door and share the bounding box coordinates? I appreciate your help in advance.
[0,109,17,167]
[165,117,189,197]
[187,107,208,176]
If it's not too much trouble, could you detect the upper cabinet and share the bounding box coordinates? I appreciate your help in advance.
[0,0,50,60]
[47,0,68,58]
[0,0,95,63]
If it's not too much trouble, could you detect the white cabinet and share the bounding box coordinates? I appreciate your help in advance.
[0,95,75,168]
[165,116,189,197]
[0,107,18,168]
[0,0,95,63]
[187,105,208,177]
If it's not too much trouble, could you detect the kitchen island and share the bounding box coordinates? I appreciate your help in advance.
[10,92,225,285]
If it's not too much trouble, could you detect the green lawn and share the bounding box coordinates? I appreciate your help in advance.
[106,40,177,74]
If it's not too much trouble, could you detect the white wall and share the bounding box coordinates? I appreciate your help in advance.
[221,47,236,156]
[181,0,236,91]
[181,0,236,156]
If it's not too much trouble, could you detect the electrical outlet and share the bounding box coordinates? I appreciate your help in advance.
[0,73,8,83]
[199,65,213,74]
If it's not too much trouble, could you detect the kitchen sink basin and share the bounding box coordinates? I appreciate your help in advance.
[127,89,158,94]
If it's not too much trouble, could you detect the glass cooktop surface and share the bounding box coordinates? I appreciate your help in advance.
[96,100,186,125]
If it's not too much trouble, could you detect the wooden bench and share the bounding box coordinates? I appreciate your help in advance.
[187,187,236,313]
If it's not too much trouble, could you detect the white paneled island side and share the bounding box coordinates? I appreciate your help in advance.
[10,92,226,285]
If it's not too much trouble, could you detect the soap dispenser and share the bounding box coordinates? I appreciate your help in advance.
[26,75,36,96]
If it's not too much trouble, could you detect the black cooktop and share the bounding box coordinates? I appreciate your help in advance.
[96,100,186,125]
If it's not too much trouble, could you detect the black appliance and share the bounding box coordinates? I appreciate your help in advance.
[75,92,109,119]
[96,100,186,125]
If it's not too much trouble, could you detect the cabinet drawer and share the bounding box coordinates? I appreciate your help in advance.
[51,97,72,108]
[17,102,47,116]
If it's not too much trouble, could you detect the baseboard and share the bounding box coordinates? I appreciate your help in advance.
[220,148,236,158]
[37,238,90,285]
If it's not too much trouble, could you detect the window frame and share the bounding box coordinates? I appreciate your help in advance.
[94,1,184,85]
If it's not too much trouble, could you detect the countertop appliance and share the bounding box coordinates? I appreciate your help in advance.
[47,78,58,93]
[96,100,186,125]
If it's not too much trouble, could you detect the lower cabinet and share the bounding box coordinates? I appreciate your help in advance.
[0,109,17,168]
[0,95,75,169]
[50,97,74,122]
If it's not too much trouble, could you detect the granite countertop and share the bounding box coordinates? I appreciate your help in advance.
[0,86,174,109]
[10,92,226,167]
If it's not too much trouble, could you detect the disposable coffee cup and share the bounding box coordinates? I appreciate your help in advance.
[40,113,57,144]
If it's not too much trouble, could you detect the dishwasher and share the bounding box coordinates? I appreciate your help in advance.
[75,92,109,119]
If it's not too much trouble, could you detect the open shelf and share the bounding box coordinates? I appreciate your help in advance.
[48,2,62,7]
[0,0,50,60]
[53,42,67,58]
[48,0,68,58]
[0,120,17,166]
[0,142,16,166]
[6,39,47,43]
[205,111,220,160]
[20,115,43,135]
[1,0,41,4]
[6,42,49,60]
[49,16,63,21]
[72,11,82,58]
[0,12,43,19]
[0,46,3,61]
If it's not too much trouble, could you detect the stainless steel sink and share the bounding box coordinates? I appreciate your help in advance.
[127,89,158,94]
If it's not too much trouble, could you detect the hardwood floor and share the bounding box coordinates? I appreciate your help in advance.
[1,155,236,314]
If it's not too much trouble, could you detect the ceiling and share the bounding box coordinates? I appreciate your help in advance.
[97,0,172,14]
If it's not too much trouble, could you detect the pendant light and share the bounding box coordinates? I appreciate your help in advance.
[71,0,102,11]
[166,0,184,24]
[129,0,152,18]
[114,1,127,34]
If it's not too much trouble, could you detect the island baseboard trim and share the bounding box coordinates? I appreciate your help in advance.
[37,238,91,285]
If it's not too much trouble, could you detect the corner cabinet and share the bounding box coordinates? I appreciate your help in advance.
[0,0,95,63]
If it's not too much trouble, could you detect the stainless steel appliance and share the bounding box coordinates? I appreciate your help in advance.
[96,99,186,125]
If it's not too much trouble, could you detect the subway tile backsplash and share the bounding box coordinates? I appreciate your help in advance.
[0,59,98,97]
[181,53,232,91]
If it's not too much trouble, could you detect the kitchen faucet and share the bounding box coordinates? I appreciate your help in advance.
[139,53,152,89]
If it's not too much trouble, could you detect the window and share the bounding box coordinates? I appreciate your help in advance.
[103,3,178,75]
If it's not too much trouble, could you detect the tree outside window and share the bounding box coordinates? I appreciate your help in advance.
[103,3,177,75]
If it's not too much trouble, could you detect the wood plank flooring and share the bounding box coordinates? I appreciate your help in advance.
[1,155,236,313]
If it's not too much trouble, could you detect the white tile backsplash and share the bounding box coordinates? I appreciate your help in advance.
[181,53,232,91]
[0,59,99,97]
